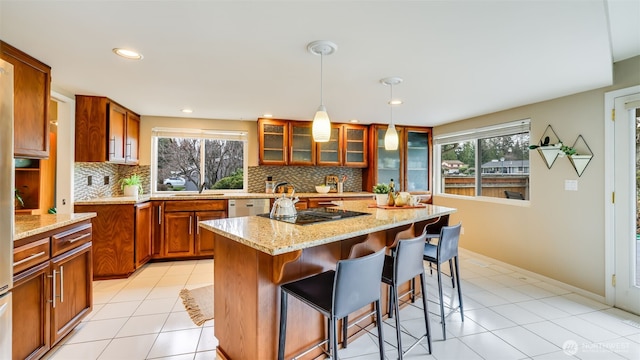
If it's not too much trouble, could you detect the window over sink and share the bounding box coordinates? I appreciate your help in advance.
[151,128,248,193]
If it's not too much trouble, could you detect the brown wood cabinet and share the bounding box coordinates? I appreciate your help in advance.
[258,118,368,167]
[151,201,164,258]
[14,133,56,215]
[0,41,51,158]
[364,125,432,194]
[135,202,152,268]
[12,221,93,360]
[317,124,368,167]
[75,204,141,280]
[161,200,227,259]
[75,95,140,164]
[305,195,373,208]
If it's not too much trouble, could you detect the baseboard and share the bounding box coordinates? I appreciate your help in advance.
[459,247,607,304]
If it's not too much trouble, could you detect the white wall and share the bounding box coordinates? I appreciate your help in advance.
[433,56,640,297]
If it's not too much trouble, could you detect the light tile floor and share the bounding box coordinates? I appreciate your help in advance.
[42,251,640,360]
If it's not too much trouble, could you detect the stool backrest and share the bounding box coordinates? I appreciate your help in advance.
[333,247,386,318]
[437,223,462,262]
[420,216,449,237]
[394,232,428,284]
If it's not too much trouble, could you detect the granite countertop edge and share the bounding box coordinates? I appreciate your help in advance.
[15,212,97,241]
[198,201,456,256]
[74,192,374,205]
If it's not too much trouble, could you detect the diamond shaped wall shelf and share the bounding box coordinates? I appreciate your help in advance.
[567,135,593,177]
[534,125,562,169]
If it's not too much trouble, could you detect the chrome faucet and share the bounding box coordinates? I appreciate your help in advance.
[198,182,207,193]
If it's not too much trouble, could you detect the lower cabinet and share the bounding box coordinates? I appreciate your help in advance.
[12,221,93,360]
[74,203,150,279]
[306,196,373,208]
[160,200,227,259]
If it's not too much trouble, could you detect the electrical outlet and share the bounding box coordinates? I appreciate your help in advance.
[88,175,92,186]
[104,176,109,185]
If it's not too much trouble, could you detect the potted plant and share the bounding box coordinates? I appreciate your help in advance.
[121,174,143,198]
[372,183,390,206]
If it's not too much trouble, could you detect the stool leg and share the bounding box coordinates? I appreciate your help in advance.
[454,256,464,320]
[420,273,432,354]
[278,290,288,360]
[411,277,416,303]
[449,259,455,288]
[330,317,339,360]
[437,262,446,340]
[374,300,385,360]
[392,283,403,360]
[342,315,348,348]
[388,285,394,319]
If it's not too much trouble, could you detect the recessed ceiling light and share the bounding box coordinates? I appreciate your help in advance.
[112,48,143,60]
[350,119,359,123]
[389,100,403,105]
[262,113,273,118]
[181,108,193,114]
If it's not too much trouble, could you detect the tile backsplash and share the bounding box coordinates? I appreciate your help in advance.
[74,163,363,200]
[74,163,151,200]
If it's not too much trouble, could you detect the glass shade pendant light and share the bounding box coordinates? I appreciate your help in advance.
[307,40,337,142]
[381,77,403,150]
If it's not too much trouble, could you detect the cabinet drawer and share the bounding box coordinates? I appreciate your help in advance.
[164,200,227,212]
[13,237,50,274]
[51,223,92,257]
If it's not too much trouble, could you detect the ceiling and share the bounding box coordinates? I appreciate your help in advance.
[1,0,639,127]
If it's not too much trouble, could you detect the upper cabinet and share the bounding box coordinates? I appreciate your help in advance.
[0,41,51,158]
[258,118,367,167]
[75,95,140,164]
[364,125,432,193]
[317,124,367,167]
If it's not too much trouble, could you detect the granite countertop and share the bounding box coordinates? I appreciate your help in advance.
[199,200,455,256]
[75,192,374,204]
[15,212,97,241]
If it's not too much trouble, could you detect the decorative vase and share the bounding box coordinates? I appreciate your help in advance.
[375,194,388,206]
[123,185,139,200]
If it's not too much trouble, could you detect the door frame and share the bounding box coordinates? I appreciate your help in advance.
[50,91,75,215]
[604,85,640,308]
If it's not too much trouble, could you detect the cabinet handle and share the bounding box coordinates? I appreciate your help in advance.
[13,251,46,267]
[158,205,162,225]
[125,142,131,159]
[59,266,64,303]
[109,137,116,156]
[67,233,90,244]
[189,216,192,235]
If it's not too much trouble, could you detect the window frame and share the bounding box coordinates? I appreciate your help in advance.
[151,127,249,194]
[433,119,531,201]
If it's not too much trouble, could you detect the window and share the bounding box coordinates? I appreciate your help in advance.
[152,128,248,193]
[434,119,530,200]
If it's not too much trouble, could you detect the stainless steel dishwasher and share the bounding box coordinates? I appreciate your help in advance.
[228,198,271,217]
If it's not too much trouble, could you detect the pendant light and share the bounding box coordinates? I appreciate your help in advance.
[381,77,403,150]
[307,40,337,142]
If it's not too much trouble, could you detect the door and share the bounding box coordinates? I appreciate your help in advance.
[164,212,195,257]
[405,128,431,191]
[317,124,341,166]
[135,202,152,267]
[289,121,315,165]
[376,126,402,189]
[342,124,367,167]
[12,262,50,360]
[613,90,640,314]
[50,242,92,345]
[108,103,126,163]
[258,119,288,165]
[195,211,226,256]
[125,111,140,164]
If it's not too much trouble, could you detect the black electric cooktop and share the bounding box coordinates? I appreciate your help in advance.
[257,207,371,225]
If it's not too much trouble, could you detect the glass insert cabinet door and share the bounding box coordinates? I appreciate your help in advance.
[317,126,341,165]
[406,130,429,191]
[344,126,367,166]
[289,122,314,165]
[260,120,286,164]
[377,127,401,188]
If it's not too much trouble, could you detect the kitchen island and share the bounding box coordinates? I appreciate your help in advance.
[199,200,455,360]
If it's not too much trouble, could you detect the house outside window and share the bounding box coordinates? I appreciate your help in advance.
[151,128,248,193]
[434,119,530,200]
